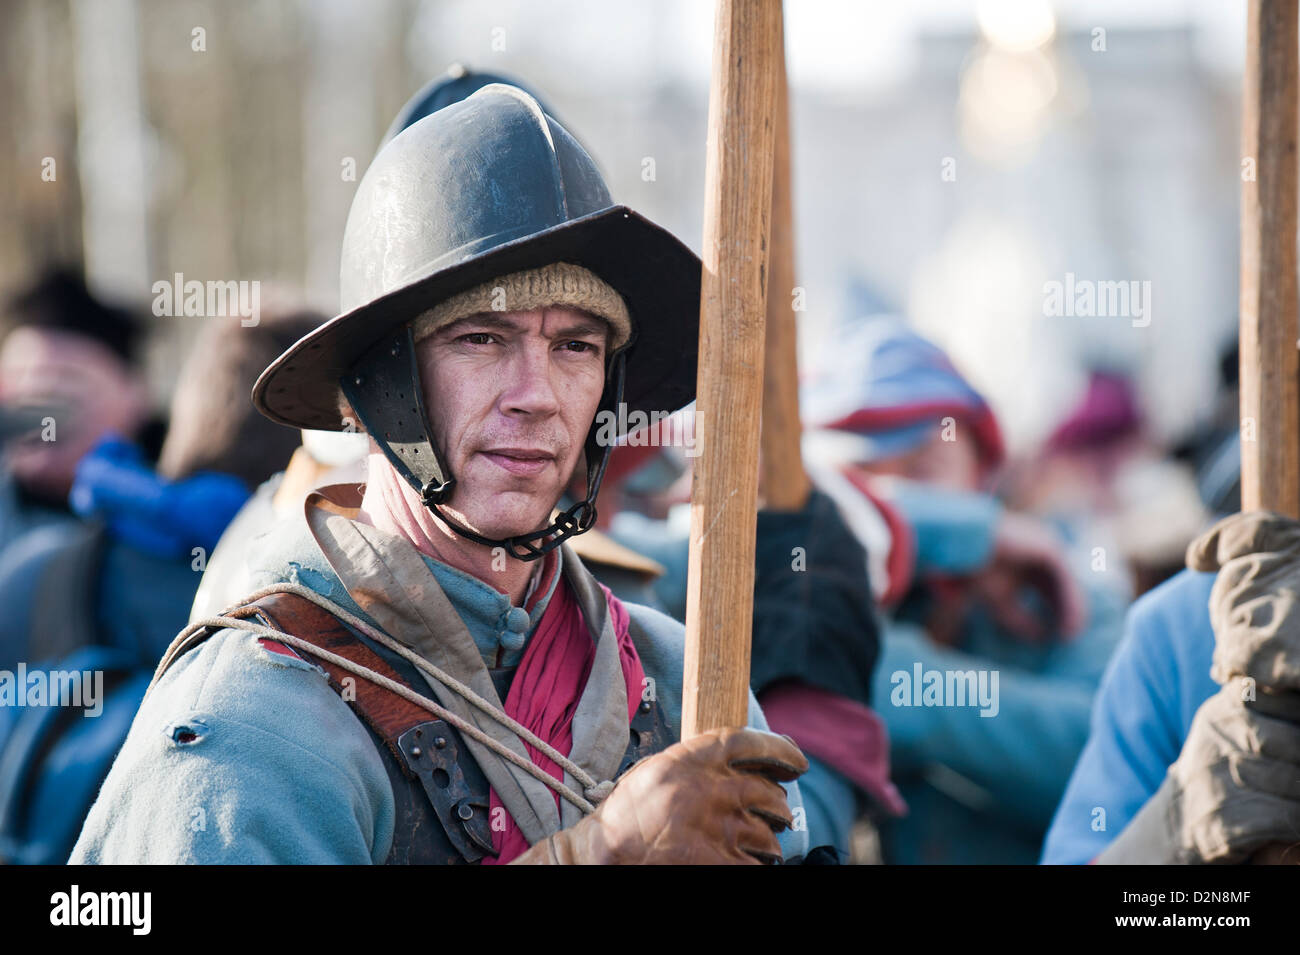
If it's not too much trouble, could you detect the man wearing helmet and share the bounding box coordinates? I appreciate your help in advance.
[71,85,813,865]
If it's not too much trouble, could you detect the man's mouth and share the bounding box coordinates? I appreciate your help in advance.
[480,447,556,477]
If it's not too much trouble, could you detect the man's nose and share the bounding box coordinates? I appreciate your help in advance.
[499,340,561,418]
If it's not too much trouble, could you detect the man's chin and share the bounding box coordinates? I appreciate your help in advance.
[443,490,561,543]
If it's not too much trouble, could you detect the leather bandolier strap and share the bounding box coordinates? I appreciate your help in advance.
[241,591,674,865]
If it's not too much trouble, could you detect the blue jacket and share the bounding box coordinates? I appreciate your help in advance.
[1039,569,1217,863]
[70,511,815,863]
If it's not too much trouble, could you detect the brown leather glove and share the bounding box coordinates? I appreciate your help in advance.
[512,726,808,865]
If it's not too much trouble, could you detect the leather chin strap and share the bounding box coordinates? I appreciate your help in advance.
[340,325,625,562]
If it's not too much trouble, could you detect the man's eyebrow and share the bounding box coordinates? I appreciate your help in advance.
[437,313,526,336]
[551,316,608,340]
[439,311,608,341]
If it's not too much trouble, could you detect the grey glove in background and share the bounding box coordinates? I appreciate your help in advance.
[1187,510,1300,691]
[1100,512,1300,864]
[1098,679,1300,864]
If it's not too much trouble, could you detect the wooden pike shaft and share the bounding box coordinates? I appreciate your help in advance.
[1240,0,1300,868]
[1240,0,1299,516]
[681,0,782,737]
[760,10,811,513]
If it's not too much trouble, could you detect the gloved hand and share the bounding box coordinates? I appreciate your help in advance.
[1186,510,1300,691]
[512,727,808,865]
[1097,679,1300,864]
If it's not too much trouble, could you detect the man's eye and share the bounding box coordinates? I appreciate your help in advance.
[460,332,495,345]
[560,340,596,353]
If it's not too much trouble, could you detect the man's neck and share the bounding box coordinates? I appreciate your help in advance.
[355,452,537,604]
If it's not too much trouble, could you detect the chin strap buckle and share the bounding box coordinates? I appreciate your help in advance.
[499,498,598,561]
[421,479,455,507]
[421,495,599,563]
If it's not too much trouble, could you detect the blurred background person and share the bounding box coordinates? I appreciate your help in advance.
[0,301,320,864]
[802,312,1129,864]
[0,269,157,552]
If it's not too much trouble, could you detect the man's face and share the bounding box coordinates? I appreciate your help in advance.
[0,326,147,501]
[416,305,609,540]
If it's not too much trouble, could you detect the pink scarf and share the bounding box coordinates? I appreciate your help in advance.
[482,578,645,864]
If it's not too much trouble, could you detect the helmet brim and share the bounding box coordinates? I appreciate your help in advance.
[253,205,701,434]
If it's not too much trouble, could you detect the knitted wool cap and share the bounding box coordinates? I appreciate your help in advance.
[410,262,632,352]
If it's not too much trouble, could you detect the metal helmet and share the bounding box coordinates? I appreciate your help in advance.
[379,62,564,149]
[253,84,701,559]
